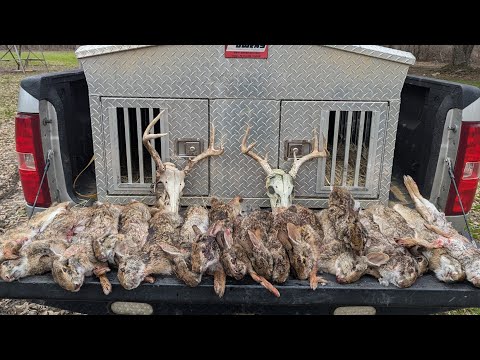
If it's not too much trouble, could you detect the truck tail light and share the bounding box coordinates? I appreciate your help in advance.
[445,121,480,216]
[15,113,51,207]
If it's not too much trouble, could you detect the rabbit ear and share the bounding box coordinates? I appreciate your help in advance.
[247,230,262,249]
[286,223,301,246]
[192,225,203,237]
[159,242,185,258]
[277,229,292,250]
[207,221,223,237]
[366,252,390,267]
[223,228,234,248]
[229,196,243,205]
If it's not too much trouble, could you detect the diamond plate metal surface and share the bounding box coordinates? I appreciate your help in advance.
[77,45,415,65]
[100,98,209,196]
[75,45,152,59]
[83,45,411,208]
[89,96,108,201]
[210,99,280,199]
[379,99,401,205]
[325,45,415,65]
[279,101,388,198]
[80,45,410,101]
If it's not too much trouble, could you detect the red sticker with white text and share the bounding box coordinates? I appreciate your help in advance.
[225,45,269,59]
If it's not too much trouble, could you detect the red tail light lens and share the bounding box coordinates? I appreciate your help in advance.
[15,113,51,207]
[445,121,480,216]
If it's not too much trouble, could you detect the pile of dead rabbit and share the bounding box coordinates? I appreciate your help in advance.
[0,176,478,297]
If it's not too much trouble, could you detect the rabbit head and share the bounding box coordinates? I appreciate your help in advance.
[216,228,247,280]
[243,228,273,277]
[0,258,28,282]
[93,234,118,264]
[334,252,368,284]
[117,254,146,290]
[52,257,85,292]
[278,223,315,280]
[191,225,219,274]
[368,253,418,288]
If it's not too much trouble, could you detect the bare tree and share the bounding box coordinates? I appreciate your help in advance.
[451,45,476,67]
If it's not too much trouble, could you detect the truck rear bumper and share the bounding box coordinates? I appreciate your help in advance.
[1,272,479,315]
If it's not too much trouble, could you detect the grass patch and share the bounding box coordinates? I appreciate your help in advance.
[41,51,79,68]
[0,50,79,71]
[451,79,480,88]
[0,51,79,124]
[442,308,480,315]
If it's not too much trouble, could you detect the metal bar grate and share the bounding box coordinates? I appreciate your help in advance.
[324,110,374,189]
[136,108,144,183]
[114,107,166,185]
[123,108,133,183]
[353,111,365,187]
[149,108,156,184]
[342,111,353,186]
[330,111,340,186]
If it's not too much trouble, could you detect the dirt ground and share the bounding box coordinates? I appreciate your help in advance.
[0,53,479,315]
[0,57,81,315]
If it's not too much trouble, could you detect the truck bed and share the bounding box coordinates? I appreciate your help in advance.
[1,272,479,315]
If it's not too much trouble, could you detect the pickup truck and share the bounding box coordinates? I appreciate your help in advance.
[3,45,480,315]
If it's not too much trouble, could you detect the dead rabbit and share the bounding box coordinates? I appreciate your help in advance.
[1,205,93,282]
[51,202,121,295]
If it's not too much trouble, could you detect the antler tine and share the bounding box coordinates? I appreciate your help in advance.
[240,125,273,175]
[288,128,328,179]
[143,110,167,173]
[183,123,225,174]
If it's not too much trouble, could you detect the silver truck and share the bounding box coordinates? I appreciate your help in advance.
[8,45,480,315]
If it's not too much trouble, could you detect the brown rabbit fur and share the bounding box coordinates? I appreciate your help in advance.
[159,206,210,289]
[91,203,123,264]
[0,202,69,262]
[1,206,92,282]
[315,209,368,284]
[366,204,429,275]
[273,205,326,288]
[200,197,278,297]
[400,176,477,286]
[51,202,120,295]
[235,210,274,279]
[190,226,227,297]
[327,186,366,255]
[359,209,419,288]
[393,204,465,284]
[117,210,202,290]
[116,210,179,290]
[179,206,209,249]
[113,201,151,266]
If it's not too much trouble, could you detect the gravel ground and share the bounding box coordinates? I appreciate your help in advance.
[0,59,81,315]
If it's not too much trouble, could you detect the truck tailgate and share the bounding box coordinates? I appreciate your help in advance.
[1,273,479,314]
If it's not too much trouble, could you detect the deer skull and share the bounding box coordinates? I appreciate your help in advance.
[143,110,224,214]
[266,169,294,208]
[241,125,328,209]
[156,163,186,214]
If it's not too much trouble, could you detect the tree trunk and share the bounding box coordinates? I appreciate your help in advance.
[451,45,475,67]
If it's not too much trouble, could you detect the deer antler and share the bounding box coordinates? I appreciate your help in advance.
[288,129,328,178]
[241,125,273,176]
[183,124,224,174]
[143,110,167,173]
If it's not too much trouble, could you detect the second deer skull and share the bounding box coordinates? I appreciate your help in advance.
[241,125,328,209]
[143,110,224,214]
